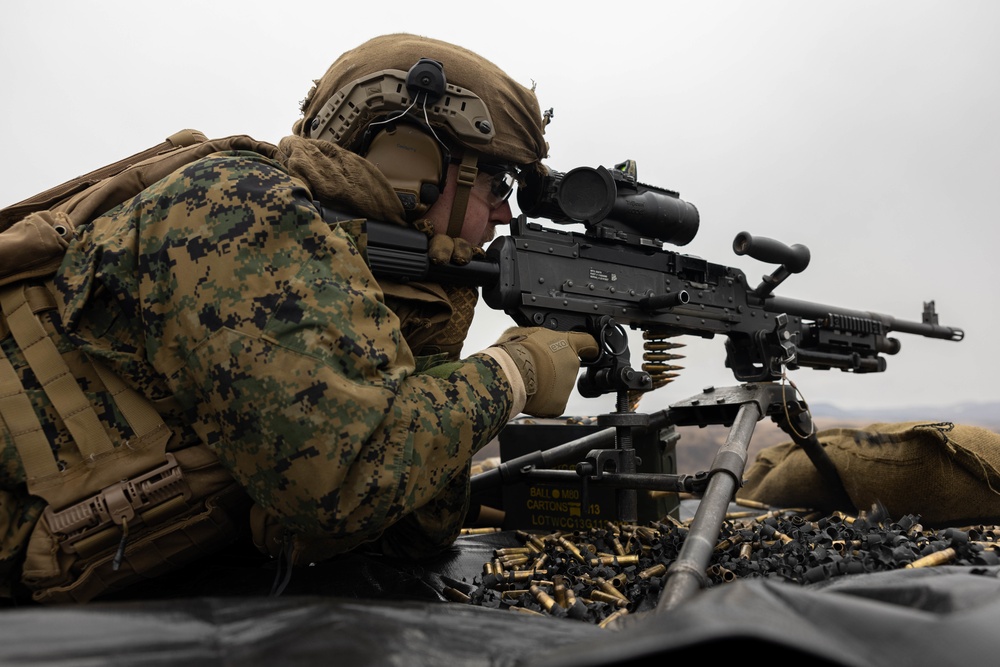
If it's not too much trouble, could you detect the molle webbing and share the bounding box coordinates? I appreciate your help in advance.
[0,283,169,491]
[1,285,113,478]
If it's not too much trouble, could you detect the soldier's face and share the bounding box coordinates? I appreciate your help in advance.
[424,163,513,246]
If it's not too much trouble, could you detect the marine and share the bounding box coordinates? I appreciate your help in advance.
[0,33,598,604]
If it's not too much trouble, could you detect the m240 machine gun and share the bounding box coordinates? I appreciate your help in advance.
[349,159,965,610]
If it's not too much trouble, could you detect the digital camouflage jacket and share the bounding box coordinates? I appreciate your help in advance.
[0,147,515,601]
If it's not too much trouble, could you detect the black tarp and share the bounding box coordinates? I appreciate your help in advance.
[1,531,998,666]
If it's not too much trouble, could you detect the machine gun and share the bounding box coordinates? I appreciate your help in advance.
[340,159,965,610]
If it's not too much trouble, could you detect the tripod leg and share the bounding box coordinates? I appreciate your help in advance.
[655,401,761,612]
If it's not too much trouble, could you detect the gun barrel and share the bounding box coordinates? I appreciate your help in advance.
[766,295,964,341]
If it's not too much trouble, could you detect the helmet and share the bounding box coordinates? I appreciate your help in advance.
[295,33,549,230]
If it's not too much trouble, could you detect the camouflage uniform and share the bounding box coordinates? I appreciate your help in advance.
[0,147,514,599]
[0,32,551,602]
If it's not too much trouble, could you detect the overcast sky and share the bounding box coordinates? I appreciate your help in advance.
[2,1,997,416]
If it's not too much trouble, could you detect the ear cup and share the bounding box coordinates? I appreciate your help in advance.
[419,182,440,206]
[363,124,444,218]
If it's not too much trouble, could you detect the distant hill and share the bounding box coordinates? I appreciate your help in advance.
[807,400,999,430]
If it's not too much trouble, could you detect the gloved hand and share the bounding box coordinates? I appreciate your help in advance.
[428,234,479,265]
[489,327,600,418]
[412,218,484,266]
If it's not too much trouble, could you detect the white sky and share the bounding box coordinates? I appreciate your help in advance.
[2,1,997,415]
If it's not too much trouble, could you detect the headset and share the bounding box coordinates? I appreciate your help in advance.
[306,58,496,224]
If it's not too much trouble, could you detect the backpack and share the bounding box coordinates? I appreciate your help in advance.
[0,130,277,603]
[0,129,282,287]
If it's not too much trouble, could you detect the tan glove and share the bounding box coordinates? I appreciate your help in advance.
[487,327,600,418]
[411,218,483,266]
[428,233,480,265]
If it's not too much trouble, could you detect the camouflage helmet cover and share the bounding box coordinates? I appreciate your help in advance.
[294,33,549,168]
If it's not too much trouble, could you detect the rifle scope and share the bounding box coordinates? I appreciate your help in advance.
[517,163,700,246]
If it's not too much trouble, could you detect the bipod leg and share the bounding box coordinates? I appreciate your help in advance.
[655,400,761,612]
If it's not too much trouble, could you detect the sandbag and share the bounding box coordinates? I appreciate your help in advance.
[737,421,1000,526]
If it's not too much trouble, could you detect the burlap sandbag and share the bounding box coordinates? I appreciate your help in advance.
[737,421,1000,526]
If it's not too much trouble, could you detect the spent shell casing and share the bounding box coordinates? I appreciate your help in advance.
[553,575,568,608]
[589,590,629,608]
[530,585,567,617]
[508,605,546,617]
[715,534,744,551]
[501,589,532,599]
[516,531,548,552]
[638,563,667,580]
[610,535,627,556]
[500,555,531,568]
[596,577,629,602]
[558,537,587,563]
[442,587,471,603]
[905,547,957,568]
[589,554,640,567]
[598,608,630,628]
[530,553,550,571]
[495,547,532,557]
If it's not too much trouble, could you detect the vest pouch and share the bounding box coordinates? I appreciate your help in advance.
[0,211,74,288]
[22,445,250,604]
